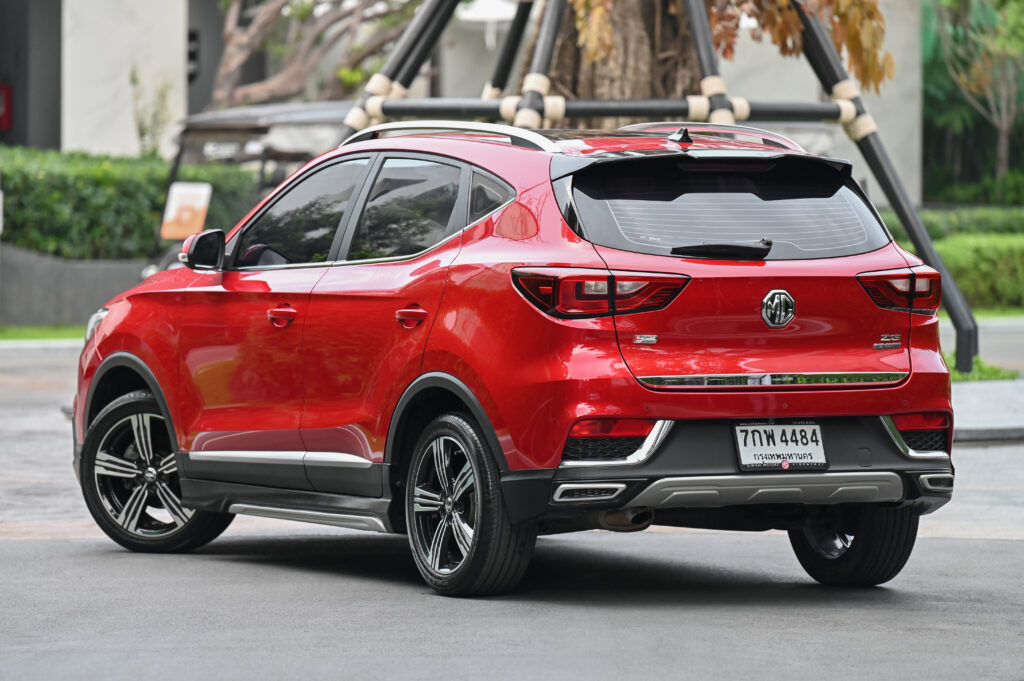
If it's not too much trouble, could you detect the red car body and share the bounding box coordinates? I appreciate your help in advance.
[73,122,954,594]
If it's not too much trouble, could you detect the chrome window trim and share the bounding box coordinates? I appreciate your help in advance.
[639,372,909,388]
[560,420,674,468]
[879,415,951,460]
[552,483,627,503]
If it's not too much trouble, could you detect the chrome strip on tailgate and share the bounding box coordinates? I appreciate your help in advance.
[639,372,908,388]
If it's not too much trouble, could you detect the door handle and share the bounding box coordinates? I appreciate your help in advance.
[396,306,428,328]
[267,304,298,327]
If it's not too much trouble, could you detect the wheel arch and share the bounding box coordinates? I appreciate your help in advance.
[86,352,179,451]
[384,372,507,531]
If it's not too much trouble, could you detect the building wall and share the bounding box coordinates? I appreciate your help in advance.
[720,0,922,207]
[61,0,187,157]
[0,0,61,149]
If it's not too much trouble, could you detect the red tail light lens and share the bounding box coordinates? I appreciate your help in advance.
[858,267,941,315]
[569,419,655,438]
[512,268,689,318]
[891,412,950,431]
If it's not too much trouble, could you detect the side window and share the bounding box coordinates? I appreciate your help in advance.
[346,158,461,261]
[234,158,368,268]
[469,173,513,223]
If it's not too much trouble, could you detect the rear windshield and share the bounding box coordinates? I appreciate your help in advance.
[570,157,890,260]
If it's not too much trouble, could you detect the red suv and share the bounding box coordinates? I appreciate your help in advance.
[73,121,954,596]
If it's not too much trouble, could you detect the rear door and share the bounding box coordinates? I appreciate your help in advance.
[178,156,372,489]
[299,154,477,496]
[569,155,913,389]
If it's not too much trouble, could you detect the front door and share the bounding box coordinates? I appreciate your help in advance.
[178,156,371,489]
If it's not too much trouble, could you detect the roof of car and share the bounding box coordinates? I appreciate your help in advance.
[339,121,810,157]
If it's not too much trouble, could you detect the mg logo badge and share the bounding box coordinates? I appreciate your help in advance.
[762,289,795,328]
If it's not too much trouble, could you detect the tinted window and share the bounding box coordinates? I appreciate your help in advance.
[469,173,513,223]
[572,157,890,260]
[235,159,368,267]
[347,158,461,261]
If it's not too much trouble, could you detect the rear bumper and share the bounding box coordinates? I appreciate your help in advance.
[499,415,954,525]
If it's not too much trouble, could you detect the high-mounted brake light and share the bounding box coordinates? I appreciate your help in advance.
[858,267,941,315]
[512,268,689,318]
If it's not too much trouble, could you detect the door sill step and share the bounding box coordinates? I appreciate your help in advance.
[228,503,388,533]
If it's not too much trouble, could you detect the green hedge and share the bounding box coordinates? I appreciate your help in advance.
[903,234,1024,309]
[880,205,1024,242]
[0,146,256,259]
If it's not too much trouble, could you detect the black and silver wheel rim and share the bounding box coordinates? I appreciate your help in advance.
[92,412,193,537]
[802,527,854,560]
[411,435,478,575]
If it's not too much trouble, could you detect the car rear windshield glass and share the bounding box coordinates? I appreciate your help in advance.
[571,157,890,260]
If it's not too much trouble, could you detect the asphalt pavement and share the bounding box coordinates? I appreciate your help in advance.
[1,329,1022,679]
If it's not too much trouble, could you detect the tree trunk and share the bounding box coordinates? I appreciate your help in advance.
[543,0,699,129]
[995,123,1010,181]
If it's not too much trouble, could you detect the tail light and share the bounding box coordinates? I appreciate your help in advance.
[512,268,689,318]
[858,267,941,315]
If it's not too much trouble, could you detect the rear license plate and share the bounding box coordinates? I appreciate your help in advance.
[734,423,826,471]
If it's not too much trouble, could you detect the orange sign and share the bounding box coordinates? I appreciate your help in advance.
[160,182,213,240]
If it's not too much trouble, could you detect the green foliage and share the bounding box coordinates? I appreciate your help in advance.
[945,353,1020,381]
[0,146,255,260]
[0,324,86,340]
[881,205,1024,241]
[902,234,1024,308]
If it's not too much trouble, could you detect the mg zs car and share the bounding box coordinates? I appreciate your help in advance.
[73,121,954,596]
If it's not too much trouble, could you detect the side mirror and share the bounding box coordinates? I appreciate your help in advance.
[179,229,225,270]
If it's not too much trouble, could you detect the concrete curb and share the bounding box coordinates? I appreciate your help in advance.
[954,428,1024,444]
[0,339,84,350]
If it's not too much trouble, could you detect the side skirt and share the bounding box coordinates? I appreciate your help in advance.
[180,477,396,533]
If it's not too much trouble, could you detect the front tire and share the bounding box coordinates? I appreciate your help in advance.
[788,505,919,586]
[405,413,536,596]
[80,391,233,552]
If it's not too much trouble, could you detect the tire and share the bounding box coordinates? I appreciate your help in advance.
[80,390,233,553]
[405,413,537,596]
[788,505,919,587]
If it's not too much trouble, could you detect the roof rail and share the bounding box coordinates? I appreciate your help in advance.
[340,120,561,153]
[619,122,805,152]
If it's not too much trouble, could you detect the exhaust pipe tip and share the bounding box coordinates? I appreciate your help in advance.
[598,508,654,533]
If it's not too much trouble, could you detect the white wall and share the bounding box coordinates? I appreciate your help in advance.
[61,0,187,158]
[720,0,921,207]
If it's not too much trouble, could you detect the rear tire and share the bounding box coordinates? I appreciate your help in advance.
[788,505,919,587]
[405,413,537,596]
[80,391,233,553]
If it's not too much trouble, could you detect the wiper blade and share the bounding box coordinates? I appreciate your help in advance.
[670,238,773,260]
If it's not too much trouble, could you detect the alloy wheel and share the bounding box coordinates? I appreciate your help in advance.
[92,412,193,537]
[411,435,479,575]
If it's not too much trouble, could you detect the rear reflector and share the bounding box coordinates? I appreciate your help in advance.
[891,412,950,431]
[858,267,941,315]
[569,419,655,438]
[512,268,689,318]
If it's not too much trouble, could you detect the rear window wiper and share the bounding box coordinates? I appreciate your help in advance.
[670,238,773,260]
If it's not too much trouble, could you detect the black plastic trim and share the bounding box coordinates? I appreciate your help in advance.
[180,477,394,532]
[386,372,508,471]
[84,352,178,450]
